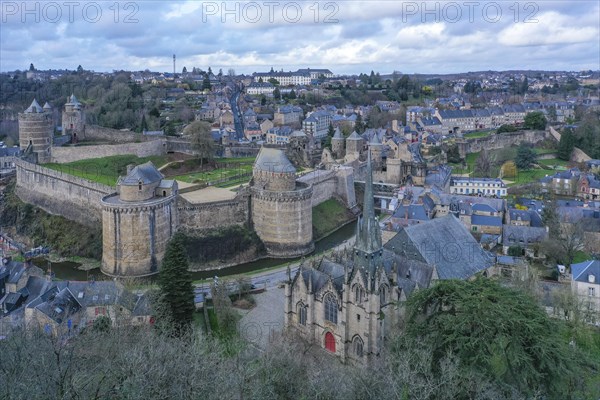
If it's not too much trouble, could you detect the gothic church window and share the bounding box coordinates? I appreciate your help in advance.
[297,303,307,326]
[353,336,364,357]
[324,293,338,324]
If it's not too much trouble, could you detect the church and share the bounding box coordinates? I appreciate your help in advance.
[284,149,495,364]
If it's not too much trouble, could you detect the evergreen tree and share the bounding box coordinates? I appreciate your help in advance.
[158,233,195,335]
[273,87,281,101]
[29,63,35,71]
[77,65,84,73]
[202,76,212,91]
[140,114,148,132]
[557,128,576,161]
[182,66,187,74]
[354,113,365,134]
[289,89,296,99]
[515,143,537,170]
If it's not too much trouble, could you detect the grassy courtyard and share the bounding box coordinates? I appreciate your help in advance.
[312,198,355,240]
[463,130,494,139]
[43,154,171,185]
[172,163,253,184]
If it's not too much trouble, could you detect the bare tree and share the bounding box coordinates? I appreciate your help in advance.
[185,121,215,168]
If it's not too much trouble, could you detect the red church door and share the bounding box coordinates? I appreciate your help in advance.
[325,332,336,353]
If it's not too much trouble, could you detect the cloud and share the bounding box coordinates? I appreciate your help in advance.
[1,1,598,73]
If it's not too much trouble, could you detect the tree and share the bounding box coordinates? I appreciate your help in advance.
[182,66,187,74]
[403,278,588,398]
[267,78,280,86]
[92,315,112,332]
[158,233,195,335]
[557,128,576,161]
[29,63,35,71]
[139,114,148,133]
[500,161,517,178]
[202,76,212,91]
[496,124,517,134]
[273,87,281,101]
[446,144,461,164]
[354,113,365,134]
[515,143,536,170]
[474,149,495,178]
[186,121,215,168]
[228,68,236,77]
[260,95,266,106]
[524,111,547,130]
[77,65,83,73]
[289,89,296,99]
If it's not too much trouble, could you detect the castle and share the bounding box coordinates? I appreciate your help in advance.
[15,99,355,277]
[327,127,428,186]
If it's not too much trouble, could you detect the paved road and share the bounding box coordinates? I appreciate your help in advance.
[194,238,355,298]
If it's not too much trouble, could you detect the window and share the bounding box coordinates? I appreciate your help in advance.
[138,180,142,191]
[357,314,361,322]
[354,285,363,303]
[298,303,307,326]
[589,287,596,297]
[380,285,387,305]
[353,336,364,357]
[324,293,338,324]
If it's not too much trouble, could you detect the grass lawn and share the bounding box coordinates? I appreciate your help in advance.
[312,198,355,240]
[172,163,253,184]
[535,148,558,155]
[508,168,552,186]
[43,154,171,185]
[193,311,207,334]
[572,250,592,264]
[537,158,570,169]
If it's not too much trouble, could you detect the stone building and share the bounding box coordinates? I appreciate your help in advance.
[251,146,314,258]
[18,99,54,163]
[61,94,85,140]
[331,127,345,159]
[285,150,495,363]
[101,162,178,277]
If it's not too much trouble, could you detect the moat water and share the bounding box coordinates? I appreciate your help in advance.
[37,221,357,282]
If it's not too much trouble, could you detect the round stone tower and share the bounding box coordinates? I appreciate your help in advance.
[101,162,178,277]
[345,130,363,155]
[18,99,54,163]
[251,145,314,257]
[62,94,85,140]
[331,127,345,159]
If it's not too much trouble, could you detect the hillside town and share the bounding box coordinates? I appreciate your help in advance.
[0,63,599,398]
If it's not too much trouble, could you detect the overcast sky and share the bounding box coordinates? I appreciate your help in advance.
[1,1,599,74]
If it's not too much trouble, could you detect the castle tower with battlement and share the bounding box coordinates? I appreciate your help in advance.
[250,145,314,257]
[18,99,54,163]
[101,162,178,277]
[62,94,85,140]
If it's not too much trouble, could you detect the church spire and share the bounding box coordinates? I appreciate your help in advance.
[353,149,383,274]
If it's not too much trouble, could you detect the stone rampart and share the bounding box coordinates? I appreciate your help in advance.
[176,192,251,231]
[51,140,166,163]
[298,170,337,207]
[15,159,113,226]
[84,125,147,143]
[457,130,549,158]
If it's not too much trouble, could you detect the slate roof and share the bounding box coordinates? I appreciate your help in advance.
[385,215,495,280]
[24,99,43,113]
[502,225,548,247]
[571,260,600,284]
[509,209,531,222]
[346,131,362,141]
[119,162,163,185]
[0,147,20,157]
[472,203,498,213]
[254,146,296,173]
[471,214,502,227]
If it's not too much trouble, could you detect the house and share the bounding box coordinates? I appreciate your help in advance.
[507,209,531,226]
[266,126,294,144]
[578,174,600,200]
[274,105,303,125]
[302,110,332,139]
[0,147,20,171]
[571,259,600,318]
[450,177,507,197]
[502,225,548,256]
[246,82,275,96]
